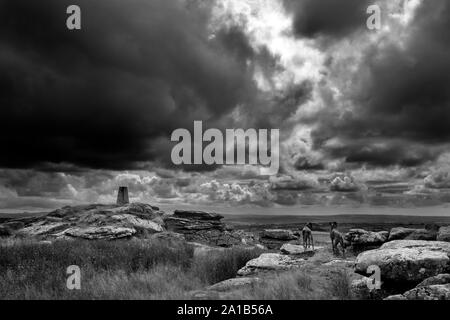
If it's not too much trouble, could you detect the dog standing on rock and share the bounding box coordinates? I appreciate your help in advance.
[330,222,345,257]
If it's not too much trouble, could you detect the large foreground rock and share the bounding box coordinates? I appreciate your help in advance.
[237,253,305,276]
[437,226,450,242]
[344,229,388,249]
[355,240,450,283]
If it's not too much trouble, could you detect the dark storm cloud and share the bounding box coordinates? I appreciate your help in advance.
[283,0,371,39]
[310,0,450,167]
[0,0,259,170]
[294,156,324,170]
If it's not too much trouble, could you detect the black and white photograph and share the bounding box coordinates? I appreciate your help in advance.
[1,0,450,306]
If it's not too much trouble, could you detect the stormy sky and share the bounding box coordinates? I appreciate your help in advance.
[1,0,450,212]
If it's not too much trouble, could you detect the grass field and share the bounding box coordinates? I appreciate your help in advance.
[0,239,263,299]
[0,237,358,300]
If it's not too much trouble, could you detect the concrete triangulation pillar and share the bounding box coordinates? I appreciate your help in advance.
[116,186,129,205]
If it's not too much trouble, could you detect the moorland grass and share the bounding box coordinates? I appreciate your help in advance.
[0,239,262,299]
[0,239,353,300]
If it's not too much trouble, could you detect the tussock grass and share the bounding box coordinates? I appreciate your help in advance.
[191,247,264,284]
[0,239,261,299]
[230,268,354,300]
[0,239,353,300]
[328,270,353,300]
[233,270,318,300]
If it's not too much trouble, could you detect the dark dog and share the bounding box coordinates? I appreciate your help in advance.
[302,222,314,251]
[330,222,345,257]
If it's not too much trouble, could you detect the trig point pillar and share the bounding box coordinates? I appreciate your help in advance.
[116,186,129,205]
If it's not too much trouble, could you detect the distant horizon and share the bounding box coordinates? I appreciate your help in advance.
[2,202,450,218]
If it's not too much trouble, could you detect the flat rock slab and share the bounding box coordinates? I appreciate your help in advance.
[63,226,136,240]
[280,243,324,256]
[355,240,450,283]
[173,210,223,221]
[18,221,69,236]
[237,253,306,276]
[111,214,164,232]
[323,259,355,267]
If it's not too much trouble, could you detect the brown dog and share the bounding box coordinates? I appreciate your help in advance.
[330,222,345,257]
[302,223,314,251]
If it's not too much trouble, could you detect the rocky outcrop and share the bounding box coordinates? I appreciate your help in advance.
[164,210,245,247]
[437,226,450,242]
[1,205,259,247]
[355,240,450,284]
[344,229,388,250]
[2,203,166,240]
[237,253,306,276]
[259,229,298,250]
[164,210,224,232]
[388,227,436,241]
